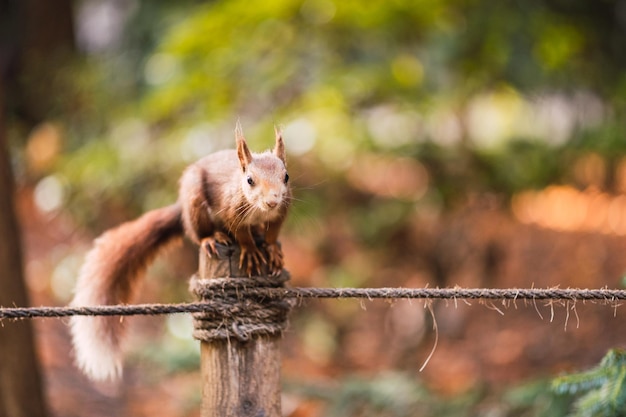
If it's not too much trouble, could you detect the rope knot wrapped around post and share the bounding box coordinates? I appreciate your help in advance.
[189,273,293,342]
[188,243,293,343]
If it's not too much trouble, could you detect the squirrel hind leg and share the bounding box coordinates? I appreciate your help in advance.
[201,232,232,258]
[264,242,284,276]
[238,244,267,277]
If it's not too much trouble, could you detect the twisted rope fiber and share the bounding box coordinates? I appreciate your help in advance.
[270,287,626,301]
[189,274,294,342]
[2,287,626,321]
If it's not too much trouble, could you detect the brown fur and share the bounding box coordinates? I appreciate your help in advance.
[70,204,183,380]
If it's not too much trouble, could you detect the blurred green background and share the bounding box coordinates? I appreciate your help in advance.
[3,0,626,416]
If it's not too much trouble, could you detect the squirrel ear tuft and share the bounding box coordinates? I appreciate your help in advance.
[273,125,286,164]
[236,120,253,168]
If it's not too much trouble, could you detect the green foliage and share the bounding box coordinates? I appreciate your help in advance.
[15,0,626,234]
[505,380,573,417]
[569,123,626,158]
[288,373,572,417]
[553,349,626,417]
[287,372,439,417]
[475,139,562,193]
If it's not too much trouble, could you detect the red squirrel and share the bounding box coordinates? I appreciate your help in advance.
[69,123,291,380]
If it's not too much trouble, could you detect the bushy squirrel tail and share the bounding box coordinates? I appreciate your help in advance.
[69,203,183,381]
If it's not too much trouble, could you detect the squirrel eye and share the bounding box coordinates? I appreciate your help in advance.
[284,173,289,184]
[247,176,255,186]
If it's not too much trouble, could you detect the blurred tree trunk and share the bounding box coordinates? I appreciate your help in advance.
[0,82,48,417]
[1,0,75,124]
[0,0,74,415]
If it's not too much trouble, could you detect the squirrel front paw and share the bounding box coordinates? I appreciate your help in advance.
[201,232,231,258]
[264,242,284,276]
[239,245,267,276]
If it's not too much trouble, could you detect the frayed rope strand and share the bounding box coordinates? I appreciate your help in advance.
[2,287,626,320]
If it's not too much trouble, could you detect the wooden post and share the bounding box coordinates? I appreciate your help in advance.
[192,244,289,417]
[200,337,281,416]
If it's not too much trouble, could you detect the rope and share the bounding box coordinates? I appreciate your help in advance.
[189,274,293,342]
[1,286,625,321]
[268,287,626,301]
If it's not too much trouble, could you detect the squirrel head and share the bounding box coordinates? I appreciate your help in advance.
[236,122,290,214]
